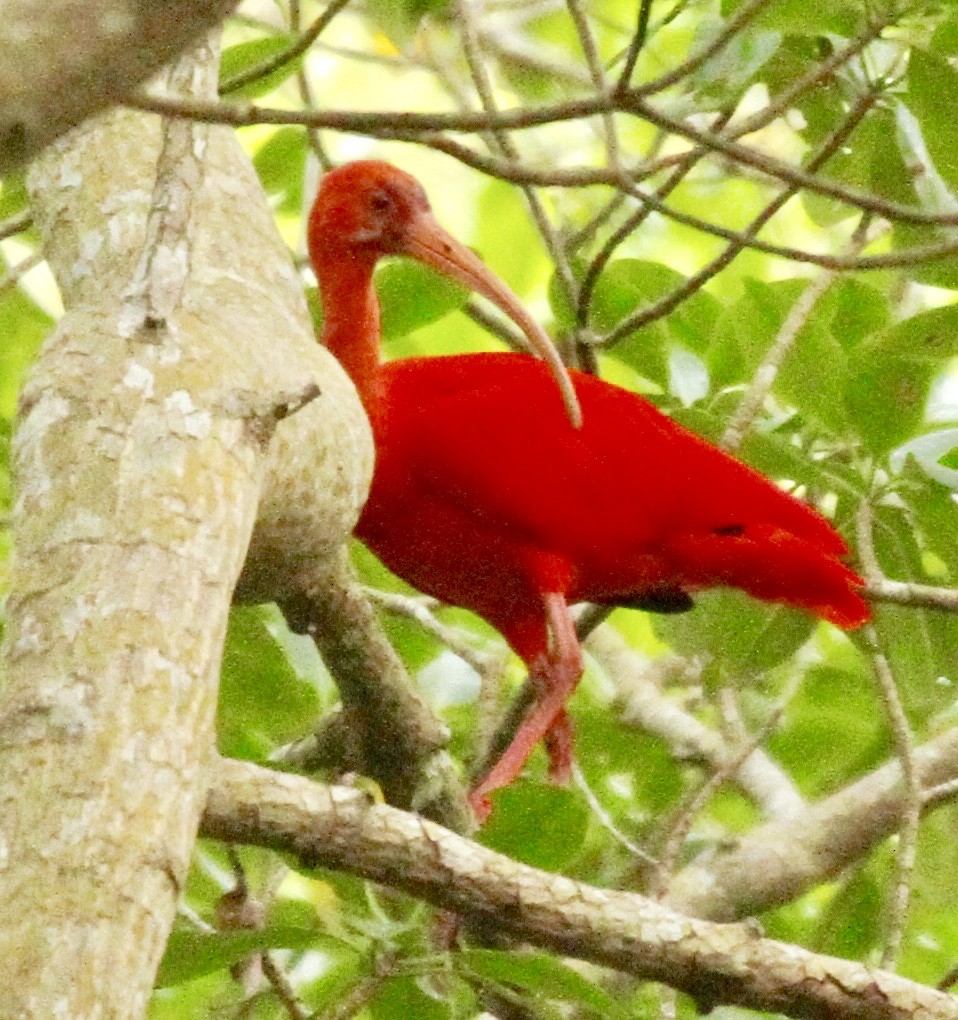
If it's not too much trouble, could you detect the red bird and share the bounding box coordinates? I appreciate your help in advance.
[309,160,869,820]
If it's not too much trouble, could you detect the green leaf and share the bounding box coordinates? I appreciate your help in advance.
[369,975,459,1020]
[350,542,446,673]
[476,179,546,294]
[458,949,629,1020]
[0,284,53,419]
[0,173,27,221]
[220,35,304,100]
[654,588,815,678]
[708,278,804,390]
[366,0,451,43]
[775,288,849,433]
[867,503,958,721]
[689,19,781,104]
[829,279,890,349]
[845,303,958,455]
[770,665,887,797]
[710,278,852,431]
[898,458,958,574]
[575,706,683,814]
[900,806,958,984]
[720,0,862,34]
[906,50,958,196]
[376,259,469,342]
[218,604,321,760]
[583,260,720,388]
[157,920,323,987]
[893,431,958,490]
[479,782,589,871]
[940,447,958,471]
[813,867,883,959]
[846,357,932,456]
[254,127,307,215]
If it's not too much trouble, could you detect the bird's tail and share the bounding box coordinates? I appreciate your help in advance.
[664,523,870,629]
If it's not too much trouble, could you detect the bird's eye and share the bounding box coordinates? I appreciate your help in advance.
[714,524,745,536]
[369,191,393,214]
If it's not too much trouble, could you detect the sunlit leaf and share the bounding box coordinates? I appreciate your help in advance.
[654,588,815,678]
[480,783,589,871]
[218,605,321,760]
[459,949,630,1019]
[377,259,469,342]
[220,35,304,99]
[254,127,308,215]
[846,304,958,455]
[721,0,863,33]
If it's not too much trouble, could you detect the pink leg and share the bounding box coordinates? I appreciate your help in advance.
[470,593,583,821]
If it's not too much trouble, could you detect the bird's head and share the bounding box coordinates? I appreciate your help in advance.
[308,160,432,259]
[308,160,582,427]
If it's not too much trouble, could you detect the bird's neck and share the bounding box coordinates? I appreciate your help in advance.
[317,251,384,416]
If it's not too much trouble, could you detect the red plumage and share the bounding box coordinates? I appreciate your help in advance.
[309,160,869,820]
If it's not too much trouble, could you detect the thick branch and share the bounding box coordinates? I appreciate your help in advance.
[275,549,472,834]
[0,0,241,172]
[667,727,958,921]
[203,758,958,1020]
[588,625,804,819]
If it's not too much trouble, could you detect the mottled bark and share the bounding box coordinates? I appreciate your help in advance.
[0,40,371,1016]
[277,548,472,832]
[204,759,958,1020]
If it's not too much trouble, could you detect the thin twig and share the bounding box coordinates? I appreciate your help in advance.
[615,0,654,91]
[454,0,580,316]
[864,578,958,614]
[571,760,658,864]
[565,0,620,167]
[723,13,892,142]
[647,669,803,898]
[0,208,31,242]
[923,776,958,810]
[364,586,497,677]
[0,250,41,294]
[262,953,310,1020]
[599,88,880,346]
[291,0,334,169]
[857,501,922,970]
[720,214,875,453]
[576,107,734,328]
[220,0,353,95]
[130,89,958,227]
[628,0,774,98]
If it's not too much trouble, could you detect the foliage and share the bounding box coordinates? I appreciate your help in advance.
[4,0,958,1016]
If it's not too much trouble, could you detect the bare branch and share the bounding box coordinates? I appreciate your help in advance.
[857,501,922,969]
[219,0,353,95]
[203,758,958,1020]
[667,727,958,922]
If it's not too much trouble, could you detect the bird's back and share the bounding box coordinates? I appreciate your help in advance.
[363,352,868,630]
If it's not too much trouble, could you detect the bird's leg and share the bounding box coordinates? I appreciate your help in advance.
[543,708,574,785]
[470,593,583,821]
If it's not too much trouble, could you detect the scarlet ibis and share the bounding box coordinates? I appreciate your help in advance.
[308,160,869,821]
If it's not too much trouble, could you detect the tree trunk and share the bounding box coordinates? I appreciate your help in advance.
[0,39,371,1017]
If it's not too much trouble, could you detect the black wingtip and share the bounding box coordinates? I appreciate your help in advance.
[616,588,695,615]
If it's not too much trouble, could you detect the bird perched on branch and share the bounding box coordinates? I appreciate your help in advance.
[308,160,869,820]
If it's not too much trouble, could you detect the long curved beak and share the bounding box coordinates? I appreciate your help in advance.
[400,211,582,429]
